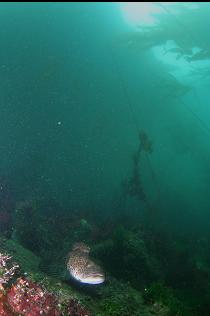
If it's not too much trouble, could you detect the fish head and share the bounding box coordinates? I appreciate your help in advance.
[81,260,105,284]
[70,259,105,285]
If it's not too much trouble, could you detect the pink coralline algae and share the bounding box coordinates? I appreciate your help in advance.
[0,251,91,316]
[0,253,19,286]
[7,278,61,316]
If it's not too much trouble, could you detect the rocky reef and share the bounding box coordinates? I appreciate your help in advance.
[0,241,91,316]
[0,195,209,316]
[0,237,174,316]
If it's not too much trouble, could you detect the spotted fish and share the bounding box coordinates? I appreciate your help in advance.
[67,242,105,285]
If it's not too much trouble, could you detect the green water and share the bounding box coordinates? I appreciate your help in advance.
[1,2,210,315]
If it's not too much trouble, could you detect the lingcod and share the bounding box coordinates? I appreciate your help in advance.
[67,242,105,285]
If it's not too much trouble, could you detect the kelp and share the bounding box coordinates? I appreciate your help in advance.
[119,3,210,63]
[121,130,153,203]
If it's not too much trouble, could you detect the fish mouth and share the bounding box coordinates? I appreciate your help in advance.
[70,271,105,285]
[80,274,105,284]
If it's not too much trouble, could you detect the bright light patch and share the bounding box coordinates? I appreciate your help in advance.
[119,2,188,27]
[119,2,163,26]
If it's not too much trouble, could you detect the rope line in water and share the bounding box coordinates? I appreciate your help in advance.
[109,46,140,134]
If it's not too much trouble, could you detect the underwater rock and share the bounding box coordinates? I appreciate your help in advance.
[91,226,163,291]
[3,239,41,274]
[0,176,14,237]
[147,302,170,316]
[143,282,193,316]
[66,242,105,285]
[0,244,92,316]
[0,237,185,316]
[65,299,91,316]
